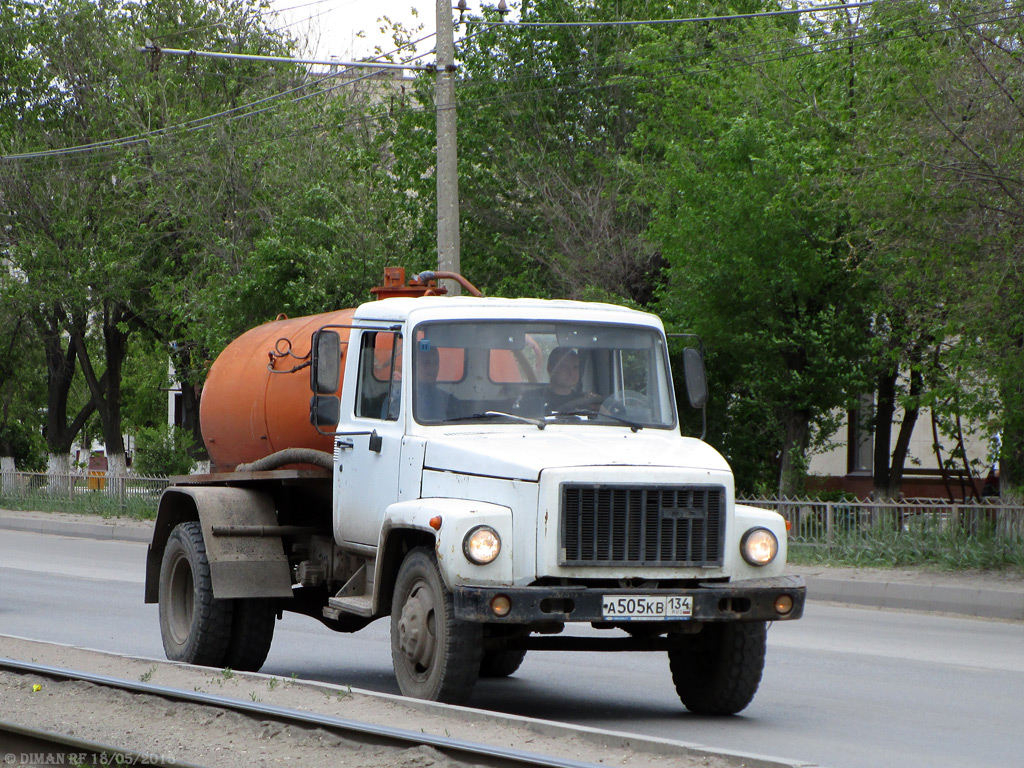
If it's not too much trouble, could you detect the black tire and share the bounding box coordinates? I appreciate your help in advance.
[158,521,233,667]
[668,621,767,715]
[479,649,527,678]
[390,547,482,704]
[224,598,276,672]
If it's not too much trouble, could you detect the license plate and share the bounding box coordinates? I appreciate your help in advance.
[601,594,693,620]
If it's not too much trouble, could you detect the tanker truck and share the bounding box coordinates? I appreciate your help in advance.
[145,267,805,712]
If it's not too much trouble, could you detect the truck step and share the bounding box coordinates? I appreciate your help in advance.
[327,595,374,617]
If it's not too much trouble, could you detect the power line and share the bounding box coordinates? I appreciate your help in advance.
[3,1,1015,172]
[139,44,430,71]
[1,35,437,163]
[451,1,1022,101]
[466,1,880,28]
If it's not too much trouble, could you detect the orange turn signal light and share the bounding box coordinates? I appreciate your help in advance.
[429,516,442,531]
[490,595,511,617]
[774,595,794,615]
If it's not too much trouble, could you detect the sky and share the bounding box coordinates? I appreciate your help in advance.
[268,0,439,62]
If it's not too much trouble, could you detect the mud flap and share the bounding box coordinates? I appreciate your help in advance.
[148,486,293,601]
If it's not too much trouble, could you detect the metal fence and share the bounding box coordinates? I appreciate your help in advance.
[741,497,1024,548]
[0,470,169,518]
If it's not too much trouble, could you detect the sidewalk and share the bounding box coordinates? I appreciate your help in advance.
[788,562,1024,621]
[2,509,1023,621]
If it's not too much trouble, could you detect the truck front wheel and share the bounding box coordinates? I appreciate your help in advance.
[390,548,482,704]
[479,649,527,678]
[158,521,233,667]
[668,621,767,715]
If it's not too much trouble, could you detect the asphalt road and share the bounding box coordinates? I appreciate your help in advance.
[2,529,1022,768]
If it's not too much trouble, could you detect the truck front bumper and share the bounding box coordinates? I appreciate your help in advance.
[454,574,805,624]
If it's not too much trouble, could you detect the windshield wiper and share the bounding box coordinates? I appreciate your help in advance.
[447,411,547,430]
[555,408,644,432]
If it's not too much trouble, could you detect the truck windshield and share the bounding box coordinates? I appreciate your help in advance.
[412,320,677,429]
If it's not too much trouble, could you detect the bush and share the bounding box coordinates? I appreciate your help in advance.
[0,421,47,472]
[132,426,196,476]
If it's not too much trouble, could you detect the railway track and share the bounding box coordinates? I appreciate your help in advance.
[0,657,604,768]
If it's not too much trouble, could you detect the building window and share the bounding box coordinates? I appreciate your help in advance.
[848,393,874,474]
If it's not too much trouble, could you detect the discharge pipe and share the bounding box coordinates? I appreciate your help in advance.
[235,448,334,473]
[412,271,484,297]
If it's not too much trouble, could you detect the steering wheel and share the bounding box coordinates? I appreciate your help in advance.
[601,390,651,420]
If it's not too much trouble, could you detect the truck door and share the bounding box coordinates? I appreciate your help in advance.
[333,329,405,547]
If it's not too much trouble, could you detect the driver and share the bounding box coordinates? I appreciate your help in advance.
[414,344,459,422]
[522,347,601,415]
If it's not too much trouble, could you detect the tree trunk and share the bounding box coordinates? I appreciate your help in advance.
[171,345,207,461]
[0,455,15,494]
[46,451,72,496]
[998,377,1024,503]
[872,367,897,497]
[38,311,96,476]
[72,299,130,478]
[778,407,811,498]
[879,367,922,500]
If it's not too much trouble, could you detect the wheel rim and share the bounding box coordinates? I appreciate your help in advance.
[396,580,437,678]
[165,549,195,646]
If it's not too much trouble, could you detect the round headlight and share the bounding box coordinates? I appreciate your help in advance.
[464,525,501,564]
[741,527,778,566]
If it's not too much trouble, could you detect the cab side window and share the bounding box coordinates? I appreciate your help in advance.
[354,331,402,420]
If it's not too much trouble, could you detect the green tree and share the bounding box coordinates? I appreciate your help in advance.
[651,116,869,495]
[837,1,1024,497]
[2,0,299,473]
[132,425,196,476]
[391,0,666,300]
[0,287,48,472]
[625,3,870,494]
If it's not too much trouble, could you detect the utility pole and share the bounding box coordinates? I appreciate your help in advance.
[435,0,460,293]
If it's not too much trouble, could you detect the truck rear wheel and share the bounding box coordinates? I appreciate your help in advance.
[668,621,767,715]
[390,548,482,704]
[224,598,276,672]
[158,521,233,667]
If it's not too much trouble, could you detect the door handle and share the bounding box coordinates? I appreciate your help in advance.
[368,430,382,453]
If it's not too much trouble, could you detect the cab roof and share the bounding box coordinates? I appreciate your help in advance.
[353,295,663,328]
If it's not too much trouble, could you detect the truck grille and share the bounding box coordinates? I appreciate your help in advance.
[560,484,725,567]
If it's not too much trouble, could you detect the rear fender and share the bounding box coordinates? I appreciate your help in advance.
[144,486,292,603]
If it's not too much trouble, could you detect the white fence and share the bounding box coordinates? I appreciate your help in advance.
[741,497,1024,547]
[0,471,169,516]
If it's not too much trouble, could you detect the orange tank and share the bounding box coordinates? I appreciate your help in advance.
[200,309,357,471]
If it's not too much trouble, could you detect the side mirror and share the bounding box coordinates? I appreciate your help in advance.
[311,329,341,395]
[310,395,341,430]
[683,347,708,409]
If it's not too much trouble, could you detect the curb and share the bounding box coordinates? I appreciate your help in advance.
[0,514,153,544]
[291,675,819,768]
[1,635,819,768]
[805,576,1024,621]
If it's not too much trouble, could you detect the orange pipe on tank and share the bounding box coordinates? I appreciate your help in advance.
[200,308,357,472]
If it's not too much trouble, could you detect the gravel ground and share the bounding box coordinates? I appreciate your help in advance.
[0,636,742,768]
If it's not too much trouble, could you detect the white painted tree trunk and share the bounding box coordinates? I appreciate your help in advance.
[1,455,15,494]
[107,452,127,477]
[47,452,71,475]
[47,452,73,496]
[106,451,127,497]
